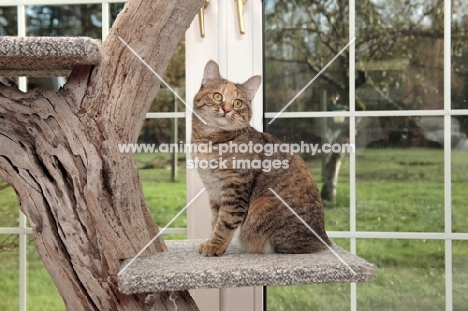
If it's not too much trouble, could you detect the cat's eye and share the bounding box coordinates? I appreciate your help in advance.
[213,92,223,102]
[233,99,243,109]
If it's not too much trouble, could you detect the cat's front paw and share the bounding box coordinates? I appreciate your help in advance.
[198,240,227,256]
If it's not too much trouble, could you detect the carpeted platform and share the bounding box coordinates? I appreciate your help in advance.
[0,36,101,77]
[118,239,374,294]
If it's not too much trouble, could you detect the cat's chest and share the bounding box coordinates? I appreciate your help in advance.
[197,168,223,203]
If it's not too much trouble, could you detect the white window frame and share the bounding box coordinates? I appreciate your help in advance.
[185,1,264,310]
[1,1,468,311]
[185,0,468,310]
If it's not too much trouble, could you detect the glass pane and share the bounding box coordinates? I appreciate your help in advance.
[0,179,19,228]
[264,0,349,113]
[136,119,187,240]
[150,88,186,114]
[149,38,186,113]
[356,0,444,110]
[453,240,468,310]
[357,239,445,309]
[26,5,101,38]
[452,117,468,233]
[27,239,63,310]
[267,238,350,311]
[356,116,444,232]
[265,117,351,230]
[452,0,468,110]
[110,3,124,27]
[0,6,18,36]
[267,284,350,311]
[0,246,19,310]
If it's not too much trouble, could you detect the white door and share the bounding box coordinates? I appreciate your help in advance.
[185,1,264,310]
[184,0,468,310]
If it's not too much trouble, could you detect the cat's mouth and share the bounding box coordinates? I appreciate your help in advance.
[216,114,233,125]
[217,111,230,119]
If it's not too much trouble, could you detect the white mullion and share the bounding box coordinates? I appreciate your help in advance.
[0,228,33,234]
[264,109,468,119]
[443,0,453,309]
[251,0,263,133]
[161,228,186,235]
[101,1,110,40]
[327,231,468,240]
[4,228,463,240]
[18,214,27,311]
[2,0,126,6]
[349,0,356,310]
[17,4,28,311]
[145,112,186,119]
[252,1,264,309]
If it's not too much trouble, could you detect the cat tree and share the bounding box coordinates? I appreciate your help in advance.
[0,36,373,300]
[0,36,101,77]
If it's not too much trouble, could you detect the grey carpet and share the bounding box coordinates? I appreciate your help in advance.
[118,239,374,294]
[0,36,101,77]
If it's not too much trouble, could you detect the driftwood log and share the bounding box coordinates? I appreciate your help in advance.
[0,0,205,310]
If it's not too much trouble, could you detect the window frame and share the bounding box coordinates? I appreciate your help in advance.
[1,1,468,311]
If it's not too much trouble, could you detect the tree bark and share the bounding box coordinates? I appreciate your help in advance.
[0,0,204,310]
[321,125,349,202]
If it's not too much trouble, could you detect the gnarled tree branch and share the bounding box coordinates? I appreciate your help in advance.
[0,0,205,310]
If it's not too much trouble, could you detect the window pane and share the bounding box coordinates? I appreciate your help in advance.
[110,3,124,27]
[149,38,186,113]
[267,283,350,311]
[357,239,445,309]
[0,246,19,310]
[0,6,18,36]
[27,239,63,311]
[356,116,444,232]
[453,240,468,310]
[265,117,351,230]
[356,0,444,110]
[452,119,468,233]
[452,0,468,110]
[136,119,187,240]
[26,5,101,38]
[264,0,349,113]
[267,239,350,311]
[0,180,19,228]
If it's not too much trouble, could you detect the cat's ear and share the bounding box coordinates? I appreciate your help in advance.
[241,75,262,101]
[202,60,222,86]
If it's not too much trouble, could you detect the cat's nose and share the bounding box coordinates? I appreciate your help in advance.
[222,104,232,113]
[218,107,226,117]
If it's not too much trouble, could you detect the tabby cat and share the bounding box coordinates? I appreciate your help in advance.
[192,60,331,256]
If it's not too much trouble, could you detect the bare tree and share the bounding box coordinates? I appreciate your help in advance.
[0,0,204,310]
[264,0,466,202]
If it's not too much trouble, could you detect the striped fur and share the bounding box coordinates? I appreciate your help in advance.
[192,61,331,256]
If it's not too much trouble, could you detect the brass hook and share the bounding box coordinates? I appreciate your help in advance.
[235,0,247,35]
[198,0,210,38]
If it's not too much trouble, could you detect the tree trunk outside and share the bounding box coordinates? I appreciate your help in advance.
[0,0,204,310]
[321,119,350,203]
[321,70,366,202]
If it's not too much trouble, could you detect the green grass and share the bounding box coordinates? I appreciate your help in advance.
[0,148,467,310]
[267,148,467,310]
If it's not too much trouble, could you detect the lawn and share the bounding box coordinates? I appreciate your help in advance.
[0,148,466,310]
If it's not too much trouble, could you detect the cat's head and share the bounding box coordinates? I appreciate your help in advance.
[193,60,261,130]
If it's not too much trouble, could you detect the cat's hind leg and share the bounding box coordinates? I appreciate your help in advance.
[239,196,275,254]
[271,230,329,254]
